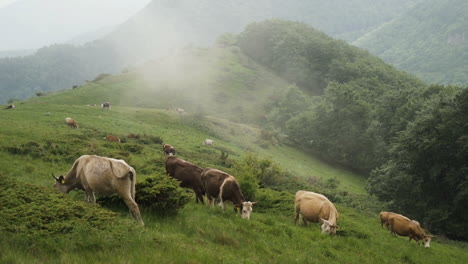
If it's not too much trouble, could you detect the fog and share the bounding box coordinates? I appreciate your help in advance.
[0,0,151,51]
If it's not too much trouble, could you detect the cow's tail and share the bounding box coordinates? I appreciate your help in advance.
[109,160,136,200]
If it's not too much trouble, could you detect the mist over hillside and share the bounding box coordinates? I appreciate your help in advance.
[0,0,420,104]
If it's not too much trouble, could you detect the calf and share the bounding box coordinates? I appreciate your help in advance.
[201,168,256,219]
[65,117,78,128]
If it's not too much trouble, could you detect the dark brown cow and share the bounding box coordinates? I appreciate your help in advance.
[165,156,205,203]
[104,135,121,142]
[201,168,256,219]
[163,144,176,156]
[4,104,15,110]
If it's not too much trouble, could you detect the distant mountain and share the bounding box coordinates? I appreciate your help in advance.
[0,0,151,51]
[0,0,421,103]
[0,49,35,58]
[353,0,468,86]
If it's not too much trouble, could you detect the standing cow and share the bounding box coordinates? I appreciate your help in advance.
[201,168,256,219]
[294,190,339,234]
[65,117,78,128]
[165,156,205,204]
[203,139,214,146]
[52,155,144,226]
[388,213,433,247]
[101,102,110,110]
[104,135,121,143]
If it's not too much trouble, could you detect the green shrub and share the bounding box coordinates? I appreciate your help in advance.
[123,143,143,154]
[255,188,294,215]
[135,174,191,213]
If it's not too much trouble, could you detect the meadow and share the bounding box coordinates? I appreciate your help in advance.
[1,87,467,263]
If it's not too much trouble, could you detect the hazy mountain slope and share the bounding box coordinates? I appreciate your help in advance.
[0,0,151,51]
[353,0,468,86]
[0,0,420,103]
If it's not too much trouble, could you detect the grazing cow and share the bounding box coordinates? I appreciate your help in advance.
[201,168,256,219]
[65,117,78,128]
[101,102,110,110]
[175,108,185,115]
[294,191,339,234]
[162,144,176,156]
[388,214,433,247]
[165,156,205,203]
[52,155,144,225]
[4,104,15,110]
[203,139,214,146]
[104,135,121,143]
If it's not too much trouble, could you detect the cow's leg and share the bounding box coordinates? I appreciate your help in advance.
[85,190,96,203]
[122,196,144,226]
[294,212,300,225]
[302,217,307,226]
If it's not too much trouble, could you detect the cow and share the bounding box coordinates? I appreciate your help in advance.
[102,102,110,110]
[104,135,121,143]
[162,144,176,156]
[203,139,214,146]
[165,156,205,204]
[52,155,144,226]
[294,190,339,234]
[175,108,185,115]
[201,168,256,219]
[4,104,15,110]
[388,213,433,247]
[65,117,78,128]
[380,211,401,229]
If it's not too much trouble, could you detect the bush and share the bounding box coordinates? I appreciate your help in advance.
[135,174,191,213]
[255,188,294,215]
[123,143,143,154]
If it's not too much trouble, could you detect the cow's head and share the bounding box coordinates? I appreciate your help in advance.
[52,173,69,193]
[320,218,339,234]
[422,234,434,248]
[241,201,257,220]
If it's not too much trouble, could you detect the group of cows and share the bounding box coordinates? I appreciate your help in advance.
[51,104,433,248]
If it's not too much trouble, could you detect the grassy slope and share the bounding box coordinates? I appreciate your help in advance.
[1,48,467,263]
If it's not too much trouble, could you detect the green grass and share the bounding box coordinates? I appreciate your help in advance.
[1,48,467,263]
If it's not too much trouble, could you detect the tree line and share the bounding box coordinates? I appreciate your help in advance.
[234,20,468,240]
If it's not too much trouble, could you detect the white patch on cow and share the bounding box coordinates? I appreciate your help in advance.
[218,177,230,210]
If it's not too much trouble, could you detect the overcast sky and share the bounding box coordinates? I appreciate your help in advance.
[0,0,152,50]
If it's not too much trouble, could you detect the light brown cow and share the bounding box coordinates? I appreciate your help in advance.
[52,155,144,225]
[294,190,339,234]
[388,214,433,247]
[65,117,78,128]
[104,135,121,143]
[201,168,256,219]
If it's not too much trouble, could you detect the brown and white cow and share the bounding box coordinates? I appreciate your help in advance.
[162,144,176,156]
[388,213,433,247]
[65,117,78,128]
[52,155,144,225]
[201,168,256,219]
[294,190,339,234]
[165,156,205,204]
[104,135,121,143]
[4,104,15,110]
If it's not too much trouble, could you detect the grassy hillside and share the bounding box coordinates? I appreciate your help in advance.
[1,75,468,263]
[353,0,468,86]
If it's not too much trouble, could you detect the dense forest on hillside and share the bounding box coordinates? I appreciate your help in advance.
[0,0,420,104]
[235,20,468,240]
[354,0,468,86]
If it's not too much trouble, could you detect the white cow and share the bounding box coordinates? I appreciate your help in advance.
[203,139,214,146]
[52,155,144,226]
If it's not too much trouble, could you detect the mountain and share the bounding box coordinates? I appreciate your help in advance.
[353,0,468,86]
[0,0,420,103]
[0,0,151,51]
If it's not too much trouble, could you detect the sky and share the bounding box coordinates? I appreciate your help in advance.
[0,0,152,50]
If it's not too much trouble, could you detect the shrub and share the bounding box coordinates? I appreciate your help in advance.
[123,143,143,154]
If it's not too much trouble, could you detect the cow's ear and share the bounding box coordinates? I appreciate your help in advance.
[59,175,65,184]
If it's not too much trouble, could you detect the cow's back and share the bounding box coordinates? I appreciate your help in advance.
[296,191,337,222]
[202,169,230,198]
[388,214,413,236]
[77,155,133,195]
